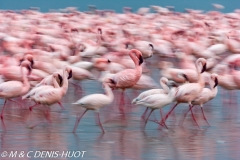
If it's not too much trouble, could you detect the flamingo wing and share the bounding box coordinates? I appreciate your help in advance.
[74,94,112,109]
[113,69,140,88]
[175,83,202,98]
[0,81,23,97]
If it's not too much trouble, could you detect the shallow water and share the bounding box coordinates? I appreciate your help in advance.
[0,60,240,160]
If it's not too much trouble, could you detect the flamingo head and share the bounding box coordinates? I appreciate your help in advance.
[139,55,143,65]
[67,69,72,79]
[64,66,72,79]
[104,78,116,90]
[21,61,32,75]
[177,73,189,82]
[98,28,102,35]
[93,58,111,65]
[149,44,154,50]
[25,54,34,68]
[149,44,154,56]
[53,72,63,86]
[197,58,207,73]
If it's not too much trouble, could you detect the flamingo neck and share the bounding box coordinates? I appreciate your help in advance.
[53,75,60,88]
[21,66,30,94]
[104,83,114,102]
[160,80,169,94]
[196,60,205,86]
[61,68,69,95]
[96,32,103,47]
[129,49,140,67]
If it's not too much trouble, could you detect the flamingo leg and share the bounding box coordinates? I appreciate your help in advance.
[45,107,52,123]
[73,109,88,133]
[118,90,125,114]
[200,107,210,126]
[57,102,65,110]
[160,103,179,125]
[29,105,52,129]
[8,99,22,108]
[141,108,148,120]
[1,99,7,120]
[95,113,105,133]
[71,82,82,91]
[29,103,39,111]
[178,105,195,126]
[148,111,159,124]
[143,109,154,130]
[1,119,6,131]
[160,108,168,129]
[143,109,166,127]
[189,104,201,129]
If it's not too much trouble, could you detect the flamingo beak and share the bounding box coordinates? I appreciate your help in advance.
[214,77,218,88]
[68,70,72,79]
[149,44,154,50]
[107,59,111,63]
[58,74,63,86]
[109,78,116,85]
[139,55,144,65]
[125,43,129,49]
[98,28,102,34]
[182,74,189,81]
[27,65,32,75]
[30,59,34,68]
[201,63,207,73]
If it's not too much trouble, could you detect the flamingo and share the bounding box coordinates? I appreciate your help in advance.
[22,68,72,110]
[132,74,187,122]
[132,77,171,104]
[72,79,114,133]
[24,66,71,125]
[135,77,176,129]
[0,54,34,82]
[179,73,218,127]
[0,61,31,119]
[108,49,143,114]
[161,58,207,129]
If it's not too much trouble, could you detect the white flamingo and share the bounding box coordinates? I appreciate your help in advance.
[72,79,114,133]
[135,77,176,129]
[132,77,170,104]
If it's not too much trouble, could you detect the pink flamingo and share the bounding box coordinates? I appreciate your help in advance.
[179,73,218,127]
[0,61,31,119]
[160,58,207,129]
[108,49,143,114]
[24,66,71,128]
